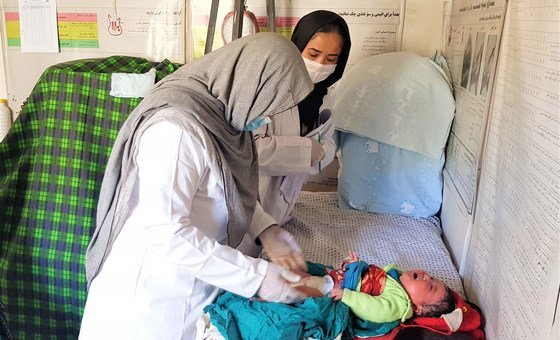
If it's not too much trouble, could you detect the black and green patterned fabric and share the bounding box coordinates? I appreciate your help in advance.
[0,55,181,339]
[0,299,8,339]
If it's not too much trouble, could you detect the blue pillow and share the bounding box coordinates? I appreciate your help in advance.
[336,131,444,218]
[333,51,455,159]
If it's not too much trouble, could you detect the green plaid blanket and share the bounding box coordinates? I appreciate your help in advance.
[0,56,181,339]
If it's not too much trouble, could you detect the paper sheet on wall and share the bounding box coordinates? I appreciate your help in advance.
[2,0,185,114]
[463,1,560,338]
[17,0,59,53]
[190,0,404,66]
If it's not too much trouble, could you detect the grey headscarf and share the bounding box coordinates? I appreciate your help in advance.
[86,32,314,286]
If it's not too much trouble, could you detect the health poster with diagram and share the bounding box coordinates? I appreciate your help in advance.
[439,0,507,266]
[189,0,404,66]
[443,0,507,216]
[462,0,560,339]
[1,0,185,114]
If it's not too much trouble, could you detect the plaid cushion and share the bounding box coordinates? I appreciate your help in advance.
[0,56,181,339]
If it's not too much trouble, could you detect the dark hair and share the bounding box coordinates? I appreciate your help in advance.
[291,11,351,89]
[316,21,345,38]
[417,286,456,318]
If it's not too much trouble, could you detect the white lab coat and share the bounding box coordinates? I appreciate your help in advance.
[237,94,337,258]
[79,121,275,340]
[253,104,336,226]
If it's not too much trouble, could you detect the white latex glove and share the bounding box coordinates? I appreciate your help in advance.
[259,225,308,271]
[257,262,307,303]
[310,138,325,166]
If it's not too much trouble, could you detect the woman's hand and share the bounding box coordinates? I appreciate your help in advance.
[259,225,308,271]
[310,138,325,166]
[257,262,307,303]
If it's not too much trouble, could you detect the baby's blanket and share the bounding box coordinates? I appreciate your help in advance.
[204,263,400,340]
[205,292,349,340]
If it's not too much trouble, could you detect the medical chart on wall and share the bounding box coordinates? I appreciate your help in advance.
[1,0,185,114]
[462,0,560,339]
[443,0,506,215]
[439,0,507,267]
[189,0,404,66]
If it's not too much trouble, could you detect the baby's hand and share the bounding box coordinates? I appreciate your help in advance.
[348,251,359,263]
[329,287,344,301]
[341,251,359,269]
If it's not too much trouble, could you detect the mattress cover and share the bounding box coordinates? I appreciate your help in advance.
[281,191,464,297]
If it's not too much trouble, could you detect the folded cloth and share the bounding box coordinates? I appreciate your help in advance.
[110,68,156,98]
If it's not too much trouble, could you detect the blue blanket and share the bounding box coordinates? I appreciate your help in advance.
[204,262,399,339]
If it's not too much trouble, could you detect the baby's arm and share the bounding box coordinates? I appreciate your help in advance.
[338,288,409,323]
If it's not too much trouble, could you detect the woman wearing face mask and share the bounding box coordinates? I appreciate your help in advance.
[79,33,313,339]
[238,11,351,256]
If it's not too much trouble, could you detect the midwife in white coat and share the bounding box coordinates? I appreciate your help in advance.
[239,11,351,256]
[79,33,313,339]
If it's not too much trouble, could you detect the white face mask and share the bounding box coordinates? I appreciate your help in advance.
[302,57,337,83]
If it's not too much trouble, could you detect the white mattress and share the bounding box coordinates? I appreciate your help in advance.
[281,191,464,297]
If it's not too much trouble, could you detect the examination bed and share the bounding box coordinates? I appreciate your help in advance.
[281,191,464,297]
[194,189,470,340]
[280,51,464,299]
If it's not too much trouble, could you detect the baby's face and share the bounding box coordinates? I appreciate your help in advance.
[400,269,446,310]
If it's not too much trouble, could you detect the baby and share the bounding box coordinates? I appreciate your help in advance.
[292,251,456,324]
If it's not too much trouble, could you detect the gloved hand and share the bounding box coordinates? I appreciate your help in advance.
[259,225,308,271]
[310,138,325,166]
[257,262,307,303]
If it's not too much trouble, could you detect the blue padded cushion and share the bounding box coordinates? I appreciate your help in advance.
[333,51,455,160]
[337,131,444,218]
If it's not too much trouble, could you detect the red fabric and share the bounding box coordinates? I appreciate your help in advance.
[327,262,387,296]
[326,258,351,286]
[399,291,485,339]
[327,269,343,287]
[360,265,386,296]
